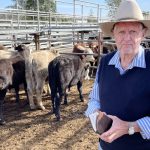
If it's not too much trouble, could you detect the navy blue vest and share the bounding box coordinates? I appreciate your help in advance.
[98,50,150,150]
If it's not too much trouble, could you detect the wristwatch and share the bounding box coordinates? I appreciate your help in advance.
[128,122,135,135]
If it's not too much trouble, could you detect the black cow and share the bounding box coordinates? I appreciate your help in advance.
[8,60,28,103]
[48,54,89,121]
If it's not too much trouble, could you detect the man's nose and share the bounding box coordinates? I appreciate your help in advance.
[124,32,131,40]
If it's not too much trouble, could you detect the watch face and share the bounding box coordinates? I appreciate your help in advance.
[128,126,135,135]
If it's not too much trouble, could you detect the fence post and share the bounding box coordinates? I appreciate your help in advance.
[37,0,40,31]
[99,8,102,22]
[72,0,76,45]
[81,5,83,25]
[48,30,51,50]
[98,30,103,64]
[16,0,20,29]
[97,4,100,23]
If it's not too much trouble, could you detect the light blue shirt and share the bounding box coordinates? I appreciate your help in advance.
[85,46,150,139]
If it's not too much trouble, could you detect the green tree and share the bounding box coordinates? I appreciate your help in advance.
[11,0,56,12]
[105,0,121,19]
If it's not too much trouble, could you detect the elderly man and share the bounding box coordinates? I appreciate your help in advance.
[85,0,150,150]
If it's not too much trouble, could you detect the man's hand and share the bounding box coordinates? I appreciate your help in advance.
[99,115,129,143]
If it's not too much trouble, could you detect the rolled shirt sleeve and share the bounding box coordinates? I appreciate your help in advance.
[137,117,150,139]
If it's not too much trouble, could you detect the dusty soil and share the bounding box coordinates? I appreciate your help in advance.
[0,80,99,150]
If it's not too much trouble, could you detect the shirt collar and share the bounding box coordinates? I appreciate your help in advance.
[108,46,146,69]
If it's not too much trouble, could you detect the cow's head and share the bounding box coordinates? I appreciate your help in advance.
[73,43,87,60]
[15,44,31,58]
[85,48,95,62]
[73,43,95,62]
[73,43,86,53]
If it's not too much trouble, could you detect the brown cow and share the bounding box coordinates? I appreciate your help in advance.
[0,53,24,125]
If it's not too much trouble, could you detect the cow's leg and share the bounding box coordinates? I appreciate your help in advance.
[24,81,29,103]
[36,79,45,110]
[14,85,24,111]
[27,86,35,109]
[49,77,57,114]
[55,85,65,120]
[55,93,61,121]
[63,87,68,105]
[26,77,35,109]
[26,68,36,110]
[50,88,57,114]
[0,89,7,125]
[14,85,20,103]
[58,85,66,105]
[77,81,84,102]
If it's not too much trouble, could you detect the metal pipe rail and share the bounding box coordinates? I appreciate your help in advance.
[0,0,125,52]
[59,52,99,57]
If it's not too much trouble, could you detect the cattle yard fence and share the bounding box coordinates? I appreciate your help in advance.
[0,0,110,51]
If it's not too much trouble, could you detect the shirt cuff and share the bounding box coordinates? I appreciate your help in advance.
[137,117,150,139]
[85,101,100,117]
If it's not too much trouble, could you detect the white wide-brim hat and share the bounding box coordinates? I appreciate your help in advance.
[100,0,150,37]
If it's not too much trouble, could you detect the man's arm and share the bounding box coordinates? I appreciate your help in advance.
[137,117,150,139]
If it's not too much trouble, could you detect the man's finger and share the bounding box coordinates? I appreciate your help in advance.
[107,115,116,119]
[100,132,117,143]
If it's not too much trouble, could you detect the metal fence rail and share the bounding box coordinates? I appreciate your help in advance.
[0,0,149,50]
[0,0,108,50]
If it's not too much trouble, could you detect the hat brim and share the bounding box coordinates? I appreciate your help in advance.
[100,20,150,37]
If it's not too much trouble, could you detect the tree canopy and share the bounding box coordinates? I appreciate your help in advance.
[11,0,56,12]
[105,0,121,19]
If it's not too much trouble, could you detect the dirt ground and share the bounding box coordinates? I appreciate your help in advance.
[0,80,100,150]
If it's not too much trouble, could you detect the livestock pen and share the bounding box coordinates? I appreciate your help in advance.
[0,0,106,149]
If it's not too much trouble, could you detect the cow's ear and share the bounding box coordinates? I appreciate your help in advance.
[15,44,25,52]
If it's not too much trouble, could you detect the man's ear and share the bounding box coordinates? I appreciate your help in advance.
[142,28,148,37]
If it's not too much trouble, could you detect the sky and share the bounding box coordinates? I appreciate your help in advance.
[1,0,150,14]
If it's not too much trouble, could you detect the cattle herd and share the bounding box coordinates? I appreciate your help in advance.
[0,43,96,125]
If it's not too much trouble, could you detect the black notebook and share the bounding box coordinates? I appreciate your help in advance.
[89,112,113,135]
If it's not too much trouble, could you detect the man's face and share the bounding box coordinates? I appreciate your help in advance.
[113,22,146,55]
